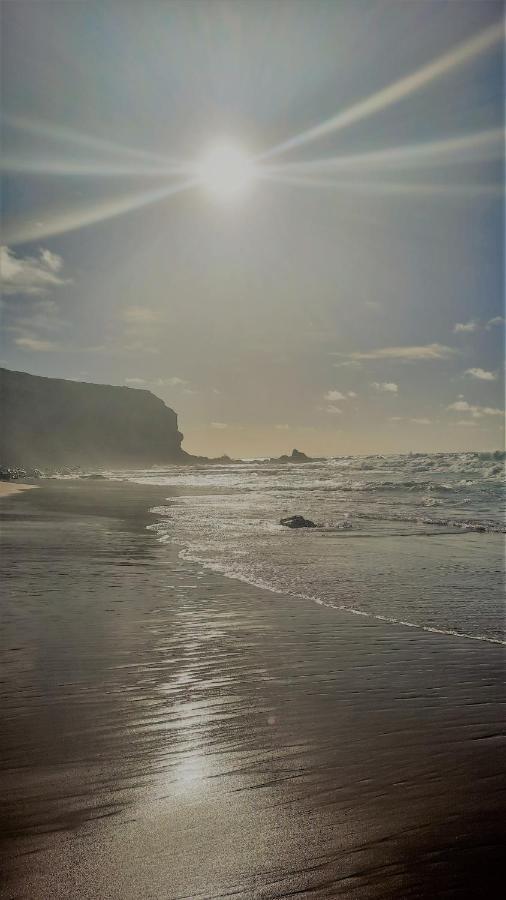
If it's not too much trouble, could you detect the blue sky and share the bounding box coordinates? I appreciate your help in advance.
[1,0,504,456]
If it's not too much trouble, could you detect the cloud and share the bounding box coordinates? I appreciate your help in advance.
[125,375,189,389]
[1,245,69,296]
[364,300,382,311]
[326,405,343,415]
[324,389,346,402]
[275,424,290,430]
[464,368,497,381]
[39,249,63,273]
[210,422,228,429]
[371,381,398,393]
[454,320,479,333]
[347,391,357,398]
[447,399,504,418]
[122,305,161,324]
[388,415,431,424]
[454,420,478,427]
[338,343,456,361]
[332,359,362,369]
[15,336,57,352]
[454,316,504,333]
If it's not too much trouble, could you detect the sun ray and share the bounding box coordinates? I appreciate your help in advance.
[258,22,503,162]
[260,171,503,198]
[3,114,186,171]
[1,155,188,178]
[4,179,197,246]
[264,129,504,176]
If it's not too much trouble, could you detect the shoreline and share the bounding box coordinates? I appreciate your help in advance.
[0,481,38,499]
[1,479,504,898]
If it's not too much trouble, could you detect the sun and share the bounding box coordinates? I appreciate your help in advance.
[196,141,257,202]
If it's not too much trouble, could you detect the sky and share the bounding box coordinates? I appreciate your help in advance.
[1,0,504,458]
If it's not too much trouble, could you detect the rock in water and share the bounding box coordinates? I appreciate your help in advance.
[290,448,310,461]
[280,515,317,529]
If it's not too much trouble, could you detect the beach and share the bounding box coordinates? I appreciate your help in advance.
[1,479,504,899]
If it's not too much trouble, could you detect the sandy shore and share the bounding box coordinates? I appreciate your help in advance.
[0,479,504,899]
[0,481,38,499]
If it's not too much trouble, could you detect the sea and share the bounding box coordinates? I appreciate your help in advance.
[107,451,505,645]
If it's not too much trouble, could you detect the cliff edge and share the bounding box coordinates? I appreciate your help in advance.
[0,368,187,467]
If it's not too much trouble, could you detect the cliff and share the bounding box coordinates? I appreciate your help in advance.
[0,368,187,468]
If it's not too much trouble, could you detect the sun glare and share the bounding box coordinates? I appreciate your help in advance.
[196,141,257,201]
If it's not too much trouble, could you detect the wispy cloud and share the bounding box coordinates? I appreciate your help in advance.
[447,399,504,418]
[14,336,58,352]
[464,367,497,381]
[453,320,479,334]
[325,405,343,415]
[324,389,346,402]
[210,422,228,429]
[337,343,456,361]
[371,381,398,393]
[454,316,504,334]
[332,359,362,369]
[122,305,162,324]
[125,375,189,389]
[486,316,505,329]
[388,415,431,424]
[1,245,70,296]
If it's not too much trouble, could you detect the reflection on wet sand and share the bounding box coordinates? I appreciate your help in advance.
[1,481,504,898]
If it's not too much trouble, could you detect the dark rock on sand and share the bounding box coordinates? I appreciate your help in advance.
[280,515,317,528]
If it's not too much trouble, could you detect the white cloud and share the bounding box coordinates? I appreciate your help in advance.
[454,320,479,333]
[454,316,504,334]
[210,422,228,429]
[447,399,504,418]
[454,420,478,427]
[1,245,69,296]
[15,336,57,352]
[338,343,456,361]
[122,306,161,324]
[464,368,497,381]
[275,424,290,430]
[388,415,431,424]
[324,389,346,402]
[125,377,147,385]
[332,360,362,369]
[371,381,398,393]
[39,249,63,273]
[326,405,343,415]
[347,391,357,398]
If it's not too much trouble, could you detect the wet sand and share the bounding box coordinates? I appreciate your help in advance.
[0,482,38,499]
[1,480,504,899]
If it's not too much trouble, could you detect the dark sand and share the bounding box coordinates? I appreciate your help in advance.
[1,480,504,899]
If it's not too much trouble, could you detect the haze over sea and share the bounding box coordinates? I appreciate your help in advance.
[101,451,505,645]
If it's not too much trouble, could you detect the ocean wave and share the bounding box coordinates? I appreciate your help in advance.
[172,542,505,647]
